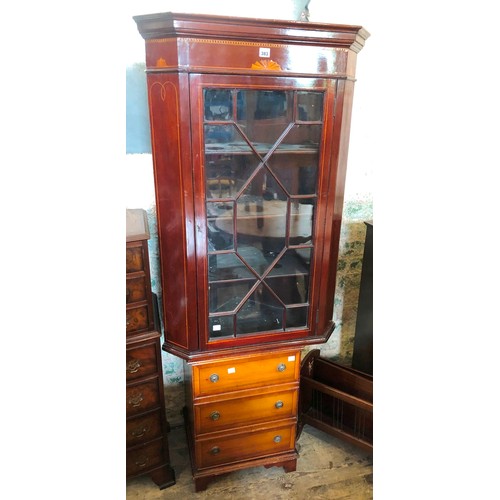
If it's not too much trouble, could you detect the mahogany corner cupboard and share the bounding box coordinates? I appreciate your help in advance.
[133,12,369,491]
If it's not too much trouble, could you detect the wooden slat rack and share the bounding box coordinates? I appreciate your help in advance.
[298,349,373,451]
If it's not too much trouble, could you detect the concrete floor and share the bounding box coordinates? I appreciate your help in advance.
[126,424,373,499]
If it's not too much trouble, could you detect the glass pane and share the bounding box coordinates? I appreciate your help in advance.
[236,168,287,259]
[205,124,241,151]
[202,87,323,339]
[236,90,294,152]
[236,283,284,334]
[286,306,309,328]
[209,315,234,338]
[206,153,261,199]
[209,280,256,313]
[297,92,324,122]
[207,201,234,251]
[204,89,233,121]
[236,246,277,277]
[290,200,315,244]
[208,253,254,281]
[267,154,318,195]
[267,248,312,277]
[266,274,309,305]
[276,124,322,151]
[266,248,311,304]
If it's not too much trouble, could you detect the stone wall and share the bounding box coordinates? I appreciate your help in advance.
[319,199,372,364]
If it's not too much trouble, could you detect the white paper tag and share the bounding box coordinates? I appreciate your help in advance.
[259,47,271,58]
[228,367,236,374]
[213,325,221,331]
[288,356,296,362]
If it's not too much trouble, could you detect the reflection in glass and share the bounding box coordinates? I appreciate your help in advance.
[208,253,254,282]
[265,275,307,305]
[297,92,324,122]
[204,89,233,121]
[277,123,322,150]
[236,283,284,334]
[204,124,239,149]
[266,248,311,305]
[286,306,309,328]
[236,90,294,149]
[209,280,256,313]
[236,169,287,259]
[207,201,233,251]
[206,153,261,199]
[209,315,234,338]
[268,248,312,277]
[236,246,277,277]
[267,154,318,196]
[290,200,315,244]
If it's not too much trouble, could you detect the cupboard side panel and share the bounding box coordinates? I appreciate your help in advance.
[146,72,198,352]
[309,80,337,339]
[188,73,210,353]
[317,77,356,331]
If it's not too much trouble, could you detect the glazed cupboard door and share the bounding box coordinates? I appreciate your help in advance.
[190,74,337,351]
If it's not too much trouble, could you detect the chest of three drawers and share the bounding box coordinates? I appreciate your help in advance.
[184,349,301,492]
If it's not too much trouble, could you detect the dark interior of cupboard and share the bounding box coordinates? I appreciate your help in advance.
[204,88,322,339]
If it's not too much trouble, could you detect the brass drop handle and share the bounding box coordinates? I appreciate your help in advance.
[131,425,150,438]
[275,400,284,409]
[210,446,220,455]
[277,363,286,372]
[135,455,149,468]
[210,373,220,383]
[127,359,141,373]
[128,393,144,407]
[274,435,282,443]
[210,411,221,421]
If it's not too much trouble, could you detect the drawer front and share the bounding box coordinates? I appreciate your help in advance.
[126,244,145,273]
[195,389,298,434]
[126,379,160,416]
[126,305,150,334]
[127,439,164,476]
[126,276,147,304]
[126,411,162,447]
[196,422,296,469]
[126,342,157,381]
[194,351,300,396]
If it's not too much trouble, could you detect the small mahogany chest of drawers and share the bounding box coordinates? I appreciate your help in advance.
[183,348,301,491]
[126,209,175,489]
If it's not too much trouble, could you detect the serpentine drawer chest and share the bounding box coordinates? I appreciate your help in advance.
[133,12,369,491]
[126,209,175,489]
